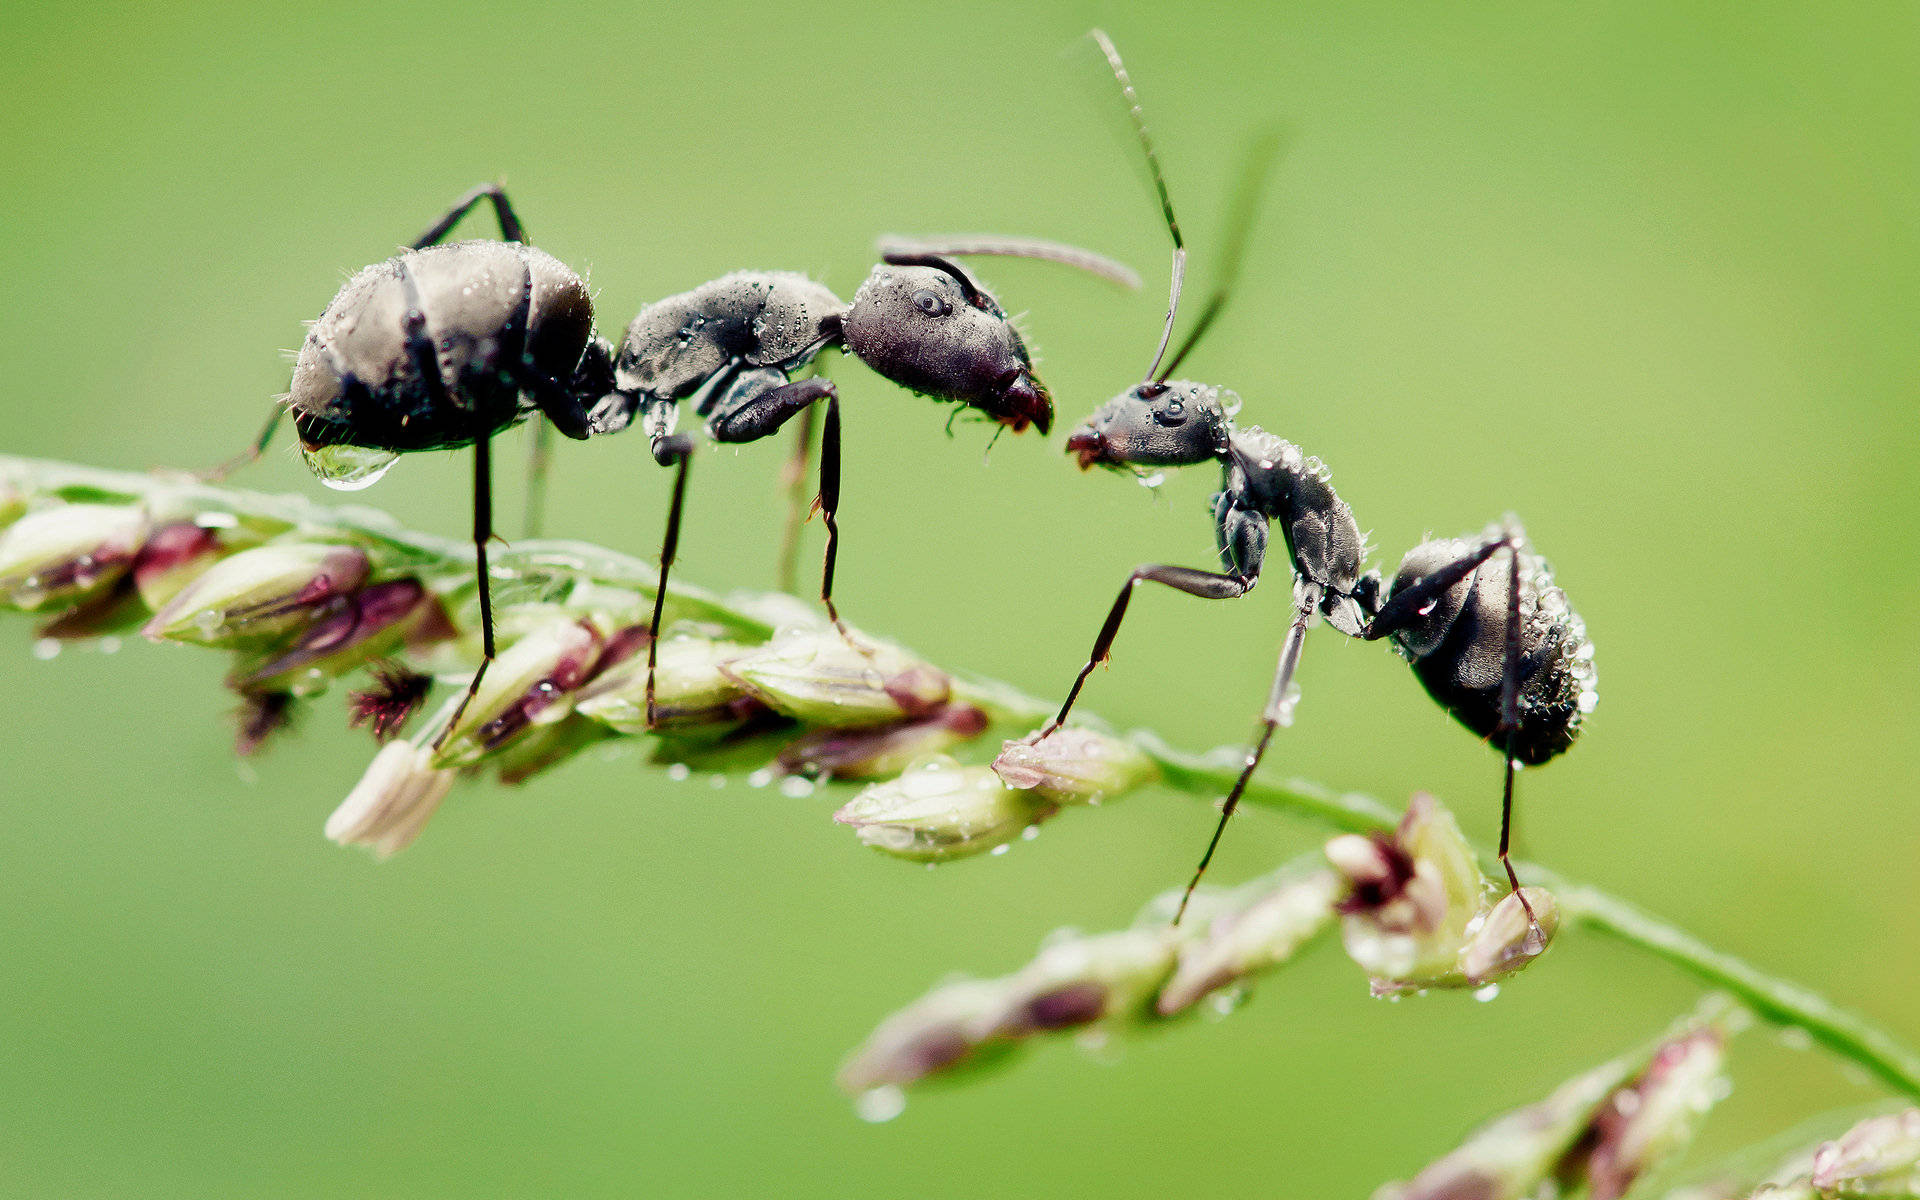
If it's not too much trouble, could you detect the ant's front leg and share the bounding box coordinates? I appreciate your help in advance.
[707,372,848,635]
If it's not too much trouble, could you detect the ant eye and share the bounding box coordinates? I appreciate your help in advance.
[912,289,951,318]
[1152,398,1188,427]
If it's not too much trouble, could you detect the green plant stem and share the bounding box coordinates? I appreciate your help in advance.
[5,453,1917,1103]
[1139,735,1920,1104]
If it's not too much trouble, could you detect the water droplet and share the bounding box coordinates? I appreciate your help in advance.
[1472,983,1501,1003]
[666,763,691,782]
[990,843,1010,856]
[300,443,399,491]
[855,1085,906,1123]
[708,774,727,789]
[747,768,774,789]
[31,638,60,660]
[1020,825,1040,841]
[778,775,815,799]
[1135,471,1165,490]
[1205,987,1247,1021]
[98,636,122,655]
[1776,1025,1813,1052]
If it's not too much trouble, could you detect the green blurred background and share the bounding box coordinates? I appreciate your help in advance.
[3,1,1916,1195]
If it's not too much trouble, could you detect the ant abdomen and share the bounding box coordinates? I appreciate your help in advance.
[291,241,594,457]
[1382,534,1597,766]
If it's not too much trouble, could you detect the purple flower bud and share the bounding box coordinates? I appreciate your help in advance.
[722,628,950,727]
[573,635,754,734]
[1809,1109,1920,1197]
[131,522,226,611]
[1157,870,1340,1016]
[1583,1028,1730,1200]
[0,503,148,611]
[777,703,989,780]
[432,619,603,767]
[834,756,1058,861]
[143,543,369,646]
[230,578,432,692]
[991,728,1158,804]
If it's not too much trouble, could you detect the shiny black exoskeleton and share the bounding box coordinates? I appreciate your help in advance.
[1011,32,1596,925]
[1365,528,1596,769]
[247,184,612,743]
[587,237,1135,722]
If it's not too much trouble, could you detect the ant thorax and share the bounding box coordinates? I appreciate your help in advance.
[1222,427,1370,632]
[612,270,844,404]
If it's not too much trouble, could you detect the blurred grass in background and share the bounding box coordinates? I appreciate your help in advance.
[2,1,1915,1195]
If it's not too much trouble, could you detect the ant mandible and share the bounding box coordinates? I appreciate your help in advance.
[1003,32,1598,928]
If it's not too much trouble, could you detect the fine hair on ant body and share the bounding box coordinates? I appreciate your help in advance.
[1004,31,1598,928]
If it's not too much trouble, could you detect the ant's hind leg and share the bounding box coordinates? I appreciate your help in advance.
[411,183,526,249]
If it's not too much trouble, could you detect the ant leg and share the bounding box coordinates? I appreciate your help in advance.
[643,433,695,726]
[201,404,286,481]
[774,403,818,596]
[705,375,843,630]
[1035,564,1253,740]
[431,433,497,749]
[411,183,526,249]
[1492,539,1543,934]
[1174,584,1319,925]
[1359,535,1514,642]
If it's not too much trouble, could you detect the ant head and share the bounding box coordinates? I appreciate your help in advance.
[1383,538,1477,659]
[1064,380,1230,471]
[844,261,1051,435]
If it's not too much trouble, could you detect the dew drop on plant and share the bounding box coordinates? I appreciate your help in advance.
[1205,986,1247,1021]
[665,763,690,782]
[1020,825,1040,841]
[990,843,1010,856]
[854,1085,906,1123]
[32,637,60,660]
[1473,983,1501,1003]
[747,767,774,789]
[778,775,815,799]
[708,774,727,789]
[98,636,121,655]
[1776,1025,1813,1052]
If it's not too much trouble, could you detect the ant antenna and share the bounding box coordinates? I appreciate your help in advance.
[1090,28,1185,384]
[1155,127,1284,381]
[878,236,1140,291]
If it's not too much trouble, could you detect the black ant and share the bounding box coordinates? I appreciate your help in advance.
[1005,32,1598,927]
[220,184,1134,742]
[587,234,1135,723]
[215,184,614,742]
